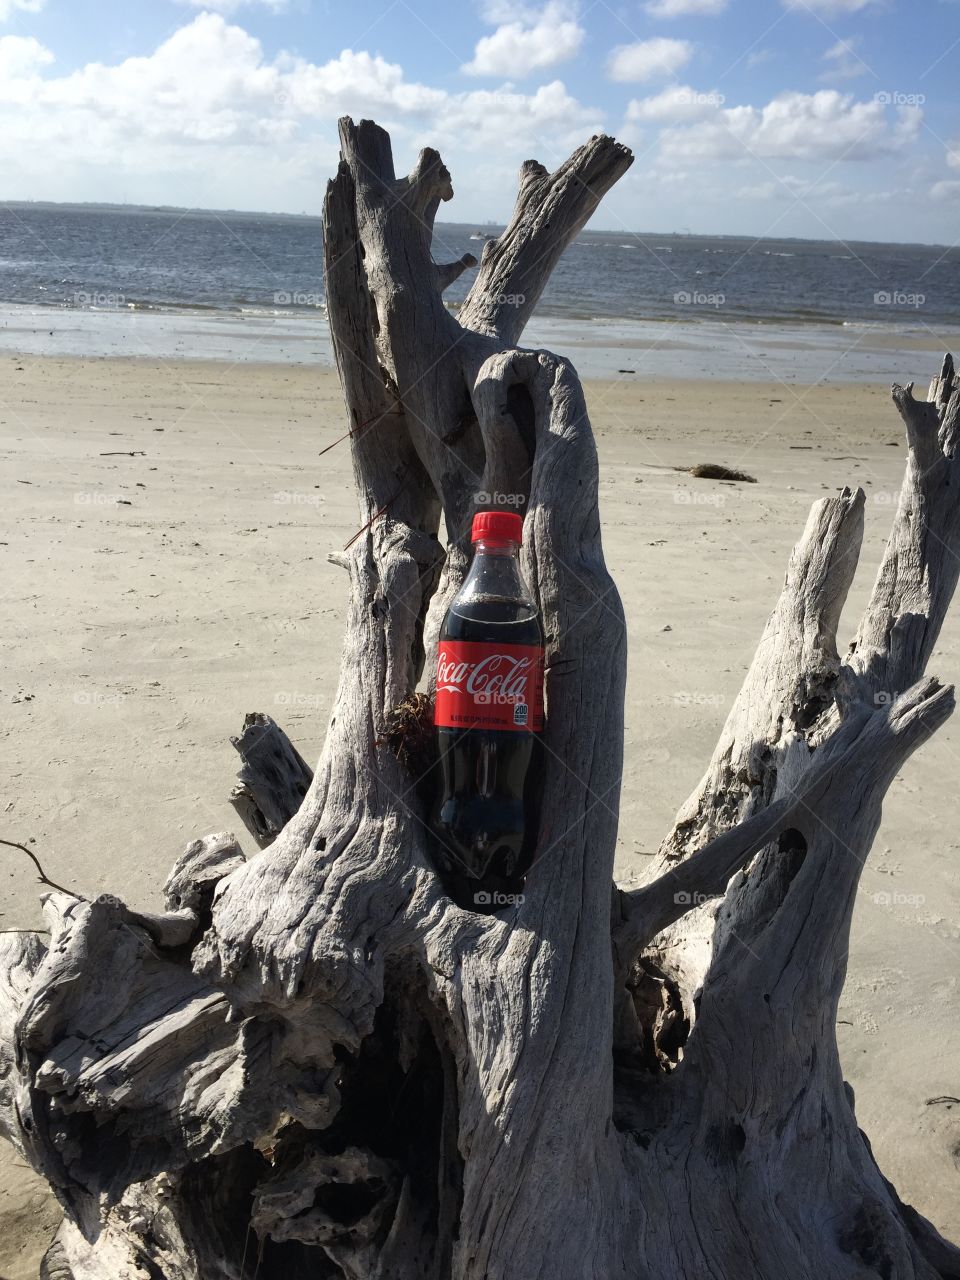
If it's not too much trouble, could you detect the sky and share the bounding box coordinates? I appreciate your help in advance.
[0,0,957,243]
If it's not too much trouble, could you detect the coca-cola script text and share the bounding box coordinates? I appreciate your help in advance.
[434,641,544,732]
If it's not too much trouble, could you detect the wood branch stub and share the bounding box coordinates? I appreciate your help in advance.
[332,116,485,538]
[614,699,872,971]
[635,362,960,1054]
[436,253,478,293]
[162,830,246,916]
[661,486,865,859]
[616,669,954,975]
[0,930,45,1157]
[608,362,960,1280]
[458,135,634,344]
[229,712,314,846]
[636,486,865,1014]
[848,354,960,701]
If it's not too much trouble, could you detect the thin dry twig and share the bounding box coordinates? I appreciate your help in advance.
[343,471,411,549]
[318,408,403,459]
[0,837,77,896]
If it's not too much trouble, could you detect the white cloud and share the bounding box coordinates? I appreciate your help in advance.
[891,105,923,148]
[738,175,854,201]
[782,0,880,13]
[0,33,52,76]
[479,0,545,19]
[747,48,775,67]
[659,90,921,163]
[644,0,726,15]
[820,37,868,81]
[823,36,858,60]
[626,84,724,123]
[178,0,288,10]
[0,0,44,20]
[279,48,446,118]
[736,176,908,208]
[607,37,693,83]
[0,9,938,242]
[947,139,960,170]
[0,14,601,209]
[462,1,584,77]
[931,180,960,201]
[433,80,601,148]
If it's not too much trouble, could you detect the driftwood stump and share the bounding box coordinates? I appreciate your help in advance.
[2,118,960,1279]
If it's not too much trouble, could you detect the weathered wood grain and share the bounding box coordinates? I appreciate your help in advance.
[229,713,314,847]
[1,118,958,1279]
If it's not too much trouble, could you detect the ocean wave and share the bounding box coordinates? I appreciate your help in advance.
[16,296,330,319]
[7,294,959,335]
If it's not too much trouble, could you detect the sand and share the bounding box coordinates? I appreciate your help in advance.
[2,353,959,1274]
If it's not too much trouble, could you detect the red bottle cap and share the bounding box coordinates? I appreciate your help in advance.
[471,510,523,547]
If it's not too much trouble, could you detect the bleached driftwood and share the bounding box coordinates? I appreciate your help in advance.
[1,119,959,1279]
[229,712,314,847]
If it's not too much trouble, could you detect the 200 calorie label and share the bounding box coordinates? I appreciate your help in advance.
[435,640,544,732]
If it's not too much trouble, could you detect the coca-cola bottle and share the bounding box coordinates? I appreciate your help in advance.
[431,510,545,913]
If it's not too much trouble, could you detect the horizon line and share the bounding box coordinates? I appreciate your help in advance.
[0,198,953,253]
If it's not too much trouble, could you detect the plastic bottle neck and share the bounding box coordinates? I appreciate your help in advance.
[456,538,536,616]
[473,538,520,557]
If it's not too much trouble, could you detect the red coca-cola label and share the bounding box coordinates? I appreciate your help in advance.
[435,640,544,732]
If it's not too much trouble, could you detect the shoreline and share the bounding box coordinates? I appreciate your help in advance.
[0,302,957,383]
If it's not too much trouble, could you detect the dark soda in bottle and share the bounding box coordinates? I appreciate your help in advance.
[431,511,545,913]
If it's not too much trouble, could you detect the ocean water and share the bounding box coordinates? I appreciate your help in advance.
[2,203,958,326]
[0,203,958,379]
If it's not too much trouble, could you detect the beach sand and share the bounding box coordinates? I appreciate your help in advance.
[2,354,959,1274]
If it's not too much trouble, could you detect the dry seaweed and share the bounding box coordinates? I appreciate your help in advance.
[677,463,757,483]
[378,692,438,785]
